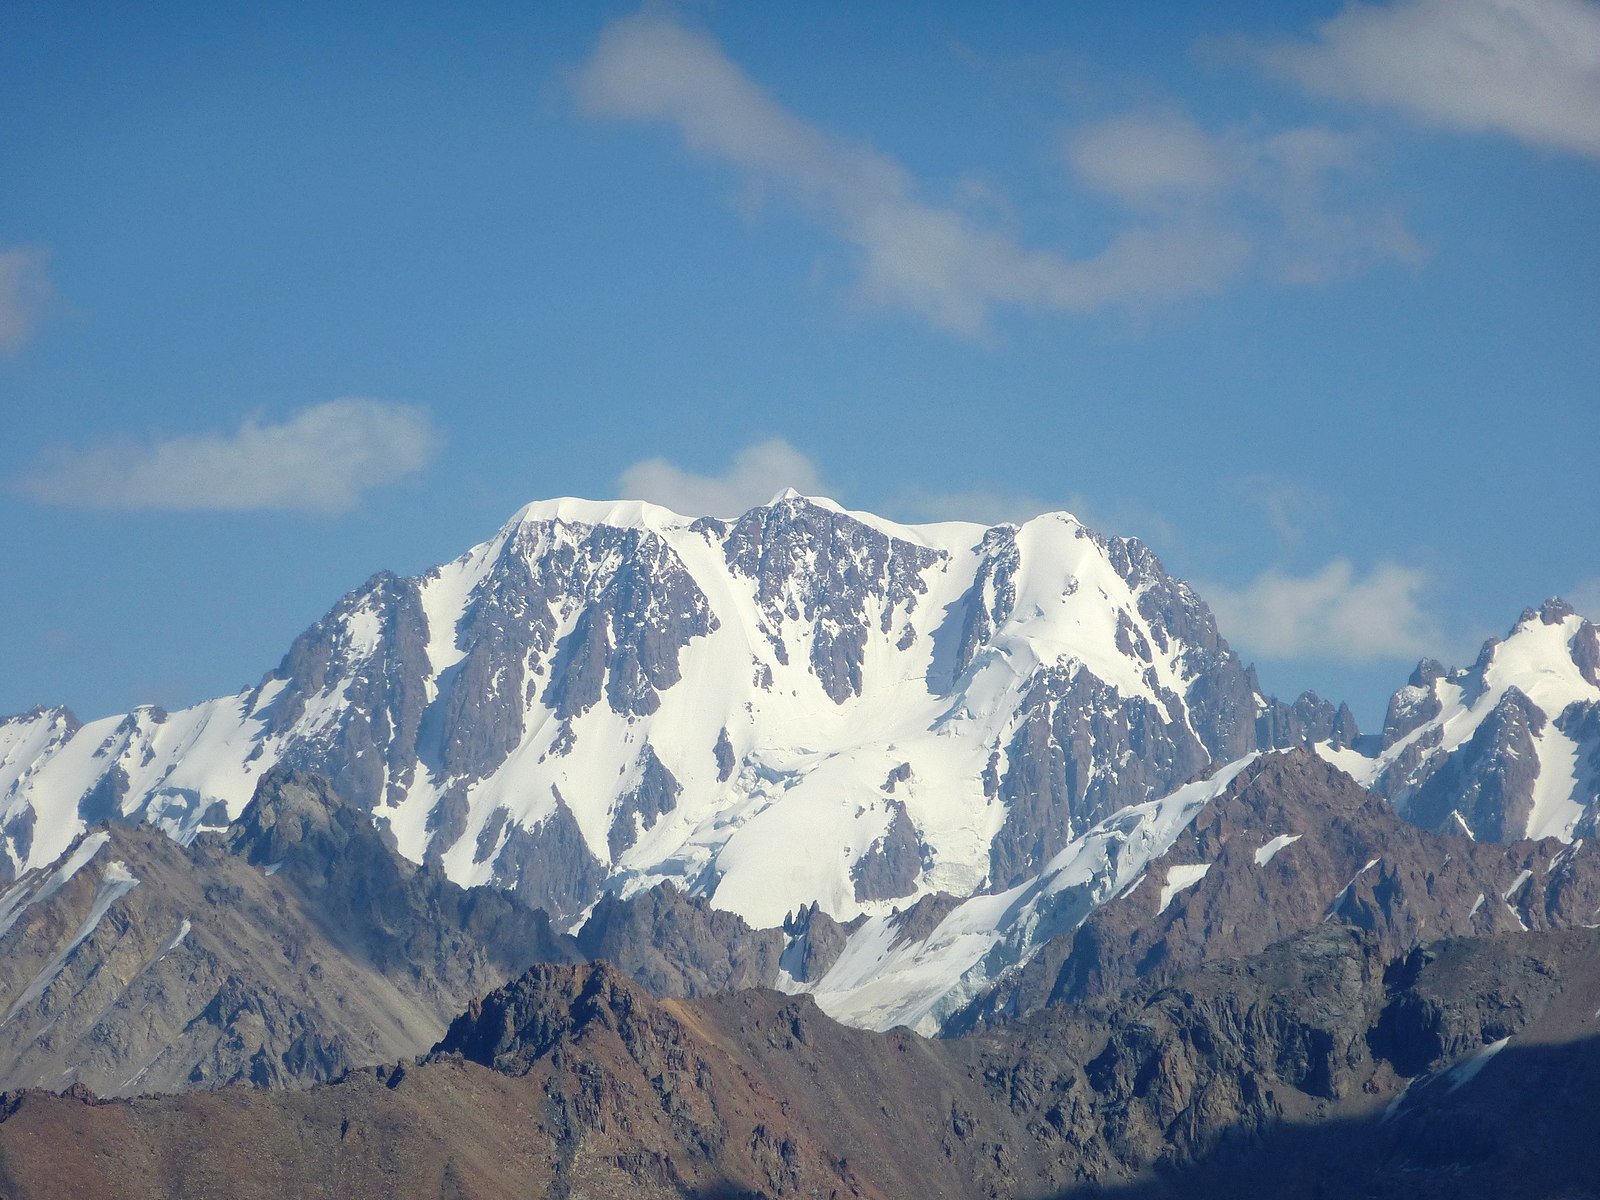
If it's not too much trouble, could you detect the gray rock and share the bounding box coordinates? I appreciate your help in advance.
[0,767,578,1097]
[263,572,432,812]
[713,726,736,783]
[780,901,849,982]
[851,799,922,902]
[990,667,1209,888]
[487,789,606,924]
[607,746,681,859]
[722,496,943,704]
[575,882,784,998]
[1402,686,1544,839]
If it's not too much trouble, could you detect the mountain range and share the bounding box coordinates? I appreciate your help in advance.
[1,494,1597,1196]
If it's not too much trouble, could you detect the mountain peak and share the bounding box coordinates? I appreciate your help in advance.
[506,495,692,532]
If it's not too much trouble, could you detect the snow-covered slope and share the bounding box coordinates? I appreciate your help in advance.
[783,757,1256,1033]
[1,494,1301,927]
[1320,600,1600,843]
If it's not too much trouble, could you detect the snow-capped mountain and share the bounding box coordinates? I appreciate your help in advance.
[1,493,1315,927]
[1322,599,1600,843]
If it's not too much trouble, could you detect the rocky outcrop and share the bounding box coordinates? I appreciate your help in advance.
[1254,687,1358,750]
[606,747,681,859]
[778,901,851,982]
[1401,686,1544,839]
[851,799,922,901]
[263,571,433,812]
[718,495,944,704]
[482,792,606,925]
[989,668,1212,888]
[574,883,784,998]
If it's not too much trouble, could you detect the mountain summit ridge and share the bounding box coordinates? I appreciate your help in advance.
[0,494,1281,927]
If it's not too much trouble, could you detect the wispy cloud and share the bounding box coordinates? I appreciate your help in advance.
[1242,0,1600,159]
[12,398,442,514]
[617,438,828,517]
[0,246,55,355]
[1065,111,1422,285]
[575,13,1414,335]
[1570,578,1600,622]
[1228,474,1330,547]
[890,487,1056,527]
[1204,559,1440,663]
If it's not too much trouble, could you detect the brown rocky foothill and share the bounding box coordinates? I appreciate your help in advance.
[5,923,1600,1199]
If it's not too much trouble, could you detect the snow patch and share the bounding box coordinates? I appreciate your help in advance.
[1157,863,1211,913]
[1325,857,1381,919]
[162,917,191,955]
[795,757,1256,1033]
[1447,1037,1510,1093]
[1252,833,1302,867]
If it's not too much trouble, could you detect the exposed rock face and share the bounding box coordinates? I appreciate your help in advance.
[605,747,680,859]
[0,495,1335,931]
[1401,686,1543,839]
[712,726,735,782]
[851,798,922,901]
[483,791,606,925]
[574,883,784,998]
[778,901,850,982]
[954,525,1020,676]
[718,497,944,704]
[1254,687,1358,750]
[6,926,1600,1199]
[0,768,576,1097]
[953,750,1600,1031]
[265,571,433,811]
[990,669,1210,888]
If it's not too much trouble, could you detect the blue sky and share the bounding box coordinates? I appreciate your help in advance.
[1,0,1596,729]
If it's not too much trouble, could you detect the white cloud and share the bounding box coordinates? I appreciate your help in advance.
[1569,578,1600,621]
[575,14,1408,334]
[1203,559,1440,662]
[0,246,55,355]
[1066,112,1423,285]
[616,438,828,517]
[12,398,441,514]
[1246,0,1600,159]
